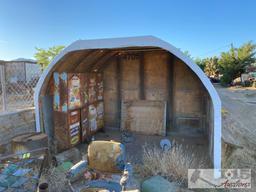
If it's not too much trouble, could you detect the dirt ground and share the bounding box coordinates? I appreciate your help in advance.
[93,130,210,166]
[215,84,256,191]
[215,84,256,148]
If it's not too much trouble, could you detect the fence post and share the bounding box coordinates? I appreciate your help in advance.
[0,65,7,111]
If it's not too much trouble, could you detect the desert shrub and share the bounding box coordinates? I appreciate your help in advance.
[137,143,208,185]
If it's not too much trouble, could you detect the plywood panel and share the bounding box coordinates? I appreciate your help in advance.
[173,60,204,114]
[144,51,169,100]
[121,100,167,136]
[103,59,119,128]
[120,55,141,101]
[173,59,206,133]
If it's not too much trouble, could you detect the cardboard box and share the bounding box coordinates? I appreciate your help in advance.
[96,101,104,130]
[54,109,81,151]
[53,72,82,112]
[80,106,90,142]
[96,73,104,101]
[88,73,97,104]
[88,103,97,133]
[80,73,89,107]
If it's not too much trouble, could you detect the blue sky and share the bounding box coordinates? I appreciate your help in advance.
[0,0,255,60]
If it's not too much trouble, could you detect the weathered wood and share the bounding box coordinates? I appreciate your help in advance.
[87,51,116,72]
[139,53,145,99]
[56,51,87,72]
[173,59,206,133]
[97,52,118,72]
[11,132,48,154]
[168,55,174,131]
[103,58,119,129]
[74,50,105,72]
[143,51,169,101]
[121,100,167,136]
[120,54,141,101]
[117,56,122,128]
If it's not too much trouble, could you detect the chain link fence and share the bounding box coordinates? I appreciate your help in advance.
[0,61,42,113]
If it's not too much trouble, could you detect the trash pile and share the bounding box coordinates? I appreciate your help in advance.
[0,133,180,192]
[48,140,138,192]
[0,157,44,192]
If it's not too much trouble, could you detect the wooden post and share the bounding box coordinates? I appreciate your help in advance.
[0,65,7,111]
[168,55,175,131]
[139,53,145,100]
[116,55,122,129]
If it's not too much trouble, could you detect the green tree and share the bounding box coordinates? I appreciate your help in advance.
[34,45,65,69]
[194,57,206,71]
[204,57,219,77]
[219,42,256,85]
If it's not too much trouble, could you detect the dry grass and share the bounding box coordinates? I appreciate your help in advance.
[135,143,208,185]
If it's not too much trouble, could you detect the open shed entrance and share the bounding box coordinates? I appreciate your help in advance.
[43,48,212,143]
[35,36,221,171]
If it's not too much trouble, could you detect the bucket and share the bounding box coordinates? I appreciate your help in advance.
[39,182,49,192]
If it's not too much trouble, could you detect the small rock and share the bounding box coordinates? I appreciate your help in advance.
[141,176,180,192]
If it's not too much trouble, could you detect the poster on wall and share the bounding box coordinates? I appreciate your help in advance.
[88,74,97,104]
[81,106,89,142]
[96,101,104,129]
[68,74,81,109]
[81,74,89,106]
[89,104,97,131]
[96,73,103,101]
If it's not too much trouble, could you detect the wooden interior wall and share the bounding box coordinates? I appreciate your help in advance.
[45,50,209,135]
[103,51,172,130]
[173,58,207,135]
[120,54,141,101]
[143,51,169,101]
[103,58,119,129]
[143,51,172,130]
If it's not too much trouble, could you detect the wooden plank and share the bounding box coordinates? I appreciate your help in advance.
[74,50,104,72]
[120,54,141,101]
[103,59,119,128]
[139,53,145,99]
[168,55,174,130]
[117,56,122,128]
[88,51,117,72]
[143,51,169,101]
[121,100,167,136]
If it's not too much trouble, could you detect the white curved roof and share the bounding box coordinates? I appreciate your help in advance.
[34,36,221,172]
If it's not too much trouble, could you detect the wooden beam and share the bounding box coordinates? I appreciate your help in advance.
[74,50,104,72]
[87,51,113,72]
[91,51,118,72]
[139,53,145,100]
[168,55,175,131]
[56,51,85,72]
[98,53,119,72]
[116,56,122,129]
[66,50,94,72]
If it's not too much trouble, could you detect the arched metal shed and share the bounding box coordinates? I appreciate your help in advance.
[34,36,221,171]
